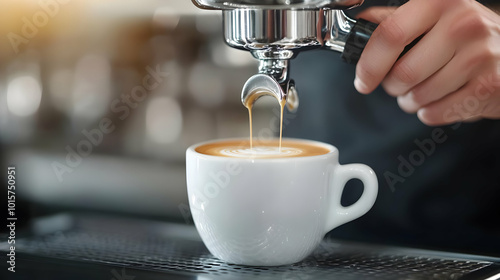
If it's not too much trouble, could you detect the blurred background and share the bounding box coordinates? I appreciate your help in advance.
[0,0,288,223]
[1,0,499,259]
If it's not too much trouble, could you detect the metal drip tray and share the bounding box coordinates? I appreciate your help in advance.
[1,214,499,280]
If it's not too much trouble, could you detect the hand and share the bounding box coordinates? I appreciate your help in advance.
[355,0,500,126]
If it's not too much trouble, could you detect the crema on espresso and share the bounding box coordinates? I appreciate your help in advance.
[196,139,330,159]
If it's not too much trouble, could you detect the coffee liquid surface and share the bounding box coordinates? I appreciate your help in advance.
[196,139,330,159]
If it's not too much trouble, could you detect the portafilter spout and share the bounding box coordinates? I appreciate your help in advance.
[241,74,298,112]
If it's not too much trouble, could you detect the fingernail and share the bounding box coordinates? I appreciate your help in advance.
[354,77,369,94]
[417,108,427,121]
[397,91,418,113]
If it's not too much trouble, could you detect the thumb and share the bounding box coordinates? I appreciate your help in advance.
[356,6,398,24]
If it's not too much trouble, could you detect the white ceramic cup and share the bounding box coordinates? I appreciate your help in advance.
[186,138,378,266]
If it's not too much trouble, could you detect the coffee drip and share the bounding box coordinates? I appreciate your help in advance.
[244,97,286,150]
[241,74,295,151]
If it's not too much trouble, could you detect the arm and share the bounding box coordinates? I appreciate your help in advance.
[355,0,500,126]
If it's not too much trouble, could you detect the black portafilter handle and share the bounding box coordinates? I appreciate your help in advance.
[341,18,422,64]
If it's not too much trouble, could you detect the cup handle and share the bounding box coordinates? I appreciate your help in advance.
[325,164,378,234]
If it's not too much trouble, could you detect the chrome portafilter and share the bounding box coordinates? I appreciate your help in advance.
[192,0,379,111]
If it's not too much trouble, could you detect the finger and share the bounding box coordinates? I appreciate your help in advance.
[355,0,443,94]
[381,17,456,97]
[397,29,498,113]
[397,54,479,114]
[356,7,398,24]
[416,82,488,126]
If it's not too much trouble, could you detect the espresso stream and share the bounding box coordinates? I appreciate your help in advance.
[196,89,330,158]
[245,90,287,150]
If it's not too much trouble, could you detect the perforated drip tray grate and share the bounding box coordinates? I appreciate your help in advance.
[1,214,498,280]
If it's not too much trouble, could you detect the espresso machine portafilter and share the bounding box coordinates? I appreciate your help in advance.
[192,0,379,111]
